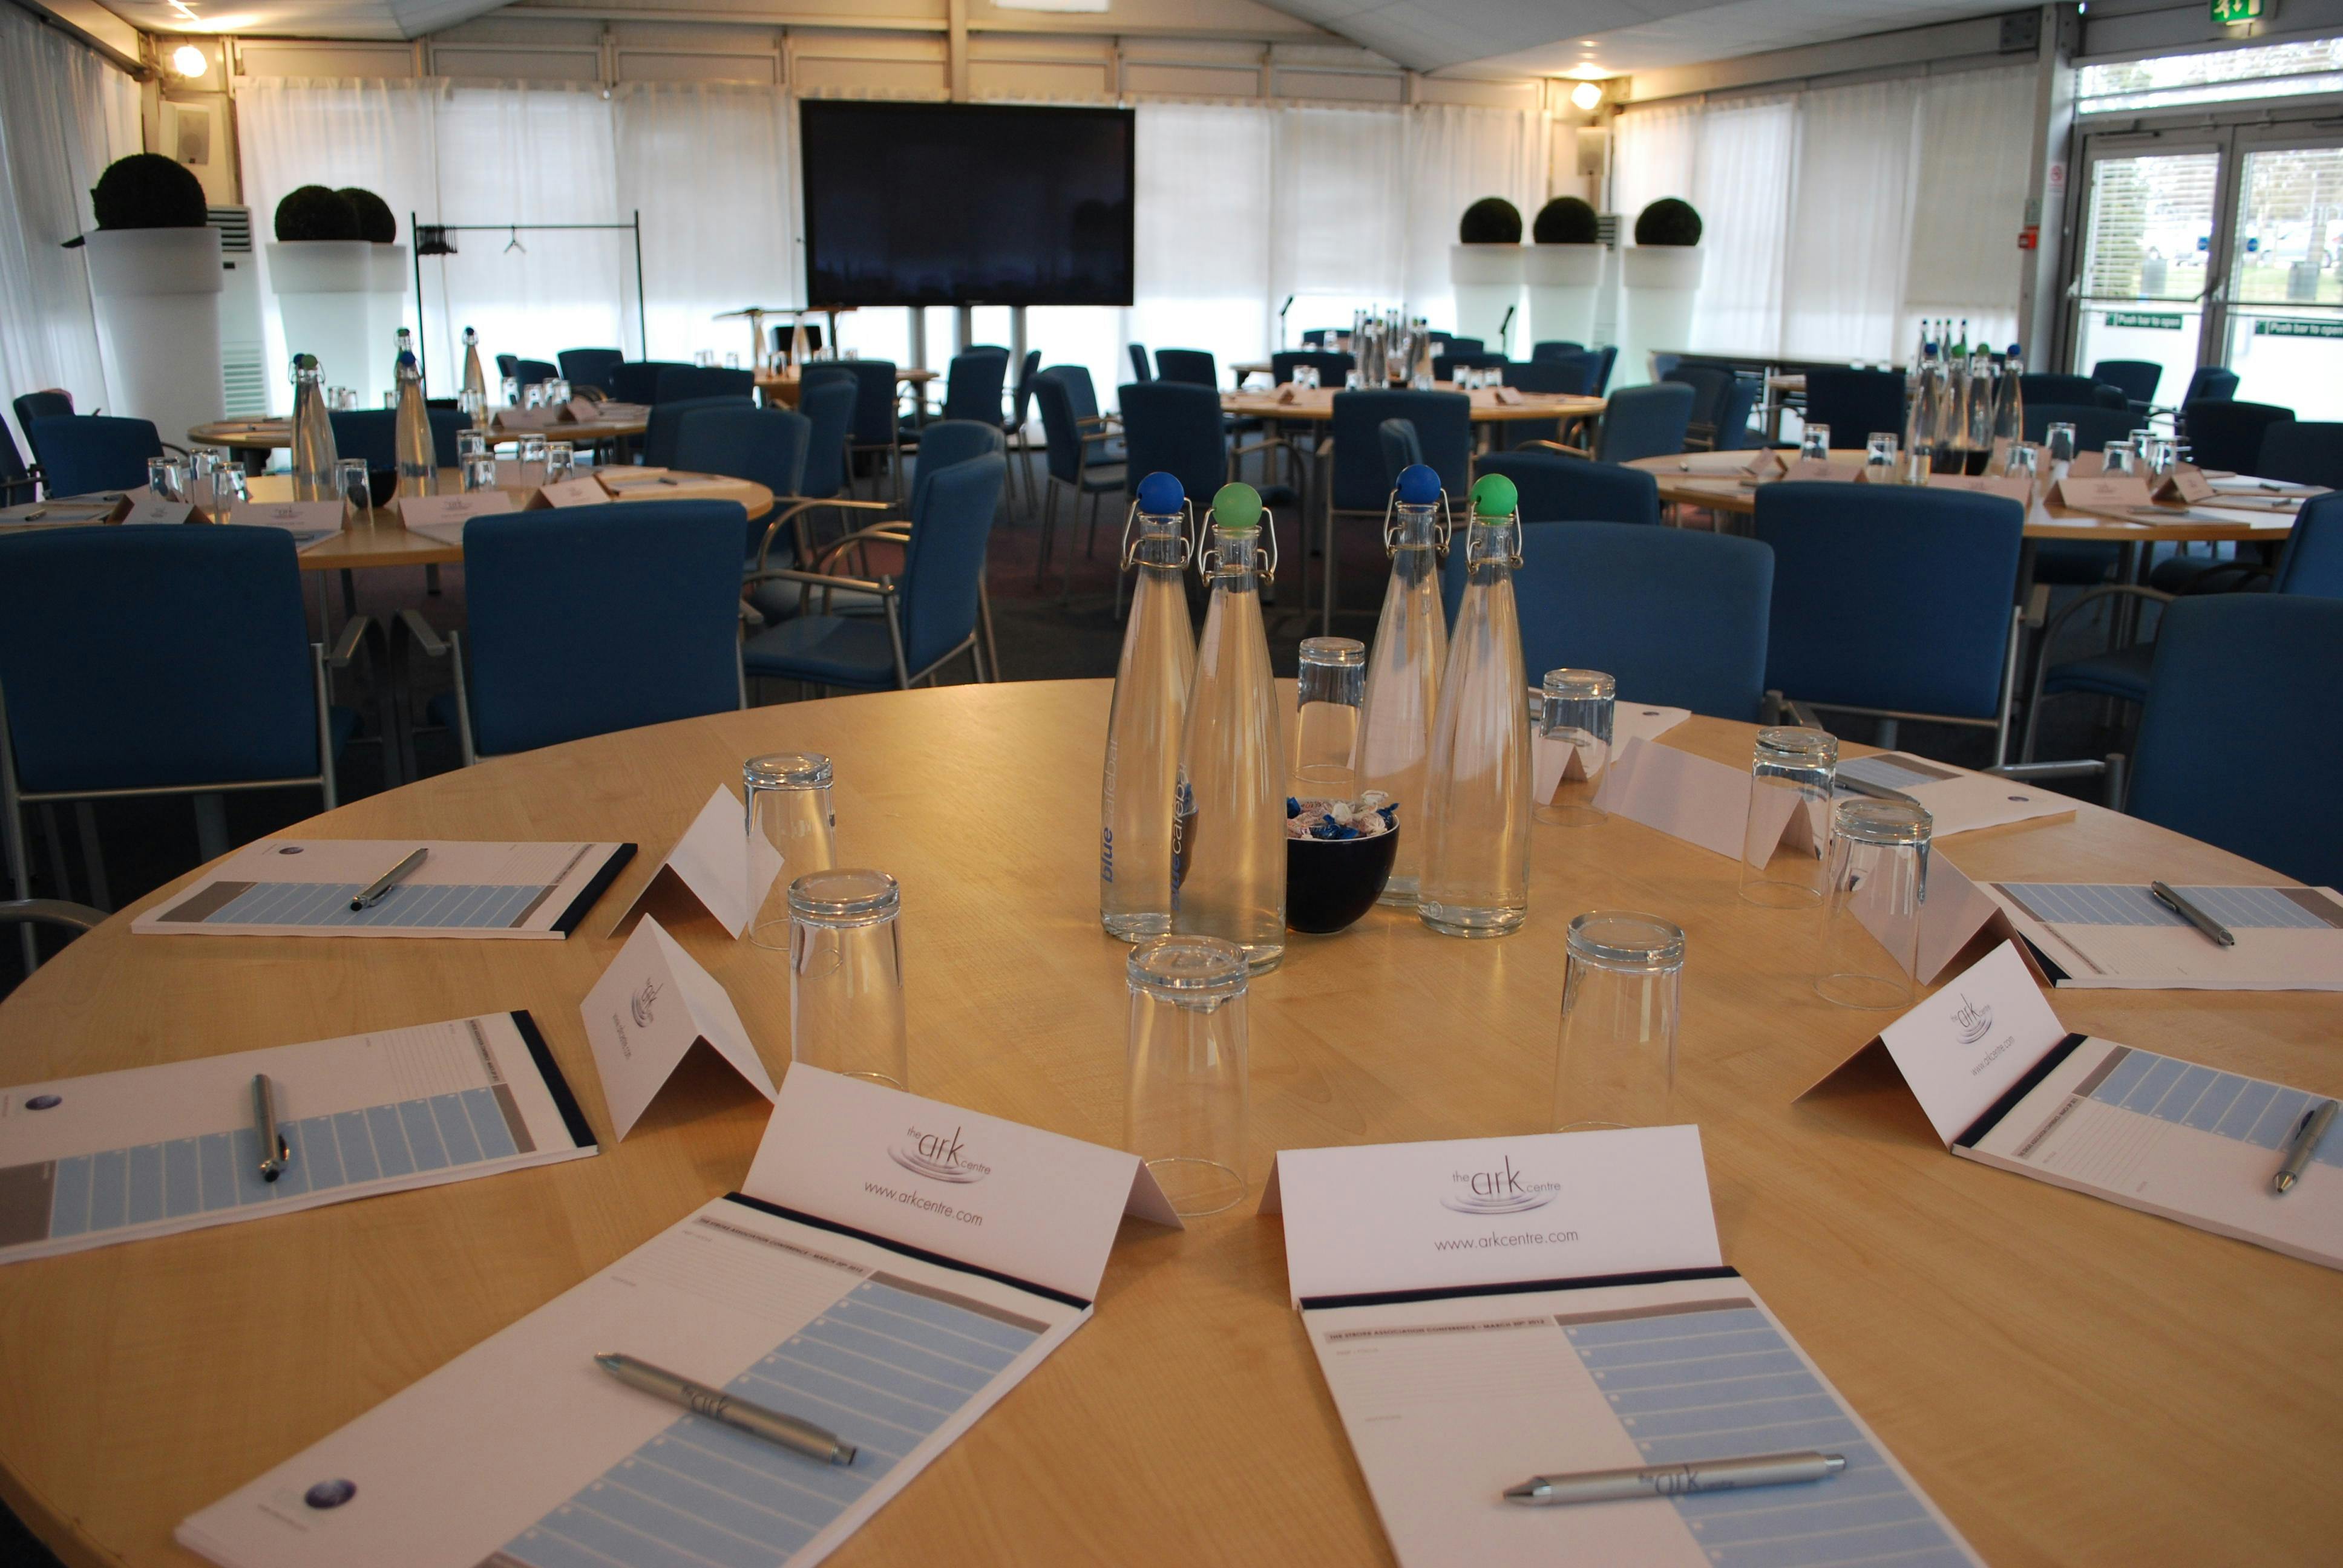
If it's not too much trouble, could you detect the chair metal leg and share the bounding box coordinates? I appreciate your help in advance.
[1037,482,1058,585]
[2,737,34,973]
[72,802,108,911]
[977,581,1000,682]
[425,564,442,597]
[192,794,228,862]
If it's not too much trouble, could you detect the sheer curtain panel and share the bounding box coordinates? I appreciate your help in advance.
[1906,67,2034,354]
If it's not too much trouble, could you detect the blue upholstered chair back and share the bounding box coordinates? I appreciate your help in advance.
[1661,365,1732,429]
[825,360,901,447]
[13,390,72,438]
[606,360,688,405]
[2180,367,2238,405]
[1032,370,1086,486]
[1592,346,1617,395]
[2179,399,2292,472]
[642,395,752,471]
[653,365,756,403]
[557,348,623,390]
[514,358,559,386]
[1711,376,1761,449]
[673,405,810,558]
[1754,482,2022,720]
[1119,382,1226,514]
[2128,595,2343,887]
[1800,370,1904,448]
[1445,336,1484,354]
[940,351,1009,425]
[2089,359,2162,406]
[0,421,28,505]
[1593,383,1693,464]
[329,409,469,472]
[796,377,855,500]
[460,501,744,756]
[25,416,161,495]
[0,526,319,792]
[1272,350,1353,385]
[496,354,520,381]
[1480,449,1659,527]
[1504,356,1594,396]
[2276,491,2343,598]
[1153,349,1217,388]
[2019,374,2106,408]
[2020,403,2140,452]
[1532,341,1584,361]
[1437,520,1774,721]
[899,454,1006,674]
[907,420,1004,515]
[2258,422,2343,489]
[1127,344,1153,382]
[1329,390,1469,512]
[1377,419,1423,488]
[1008,350,1042,433]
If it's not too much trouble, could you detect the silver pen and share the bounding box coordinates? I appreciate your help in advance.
[251,1073,290,1182]
[1505,1450,1844,1506]
[2149,881,2235,948]
[596,1353,856,1466]
[2273,1099,2337,1195]
[350,846,428,911]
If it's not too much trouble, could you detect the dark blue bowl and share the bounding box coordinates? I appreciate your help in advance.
[1286,827,1400,934]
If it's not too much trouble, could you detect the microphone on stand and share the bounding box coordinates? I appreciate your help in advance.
[1498,304,1516,358]
[1279,295,1294,350]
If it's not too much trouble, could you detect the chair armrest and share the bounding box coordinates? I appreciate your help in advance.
[0,898,105,934]
[1519,439,1593,460]
[2039,583,2174,647]
[810,524,913,573]
[749,566,896,597]
[329,612,376,669]
[395,607,450,658]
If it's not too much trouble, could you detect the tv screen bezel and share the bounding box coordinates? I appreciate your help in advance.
[797,99,1137,309]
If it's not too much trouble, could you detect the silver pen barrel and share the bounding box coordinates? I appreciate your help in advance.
[1508,1450,1843,1506]
[598,1353,856,1466]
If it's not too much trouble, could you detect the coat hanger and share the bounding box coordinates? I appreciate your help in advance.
[505,225,526,255]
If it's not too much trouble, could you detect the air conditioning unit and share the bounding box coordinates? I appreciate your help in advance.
[210,204,270,418]
[1593,213,1623,351]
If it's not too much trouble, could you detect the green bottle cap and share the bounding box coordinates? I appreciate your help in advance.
[1470,474,1518,518]
[1211,482,1263,534]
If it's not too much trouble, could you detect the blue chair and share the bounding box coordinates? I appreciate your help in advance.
[1591,345,1618,395]
[2176,367,2238,406]
[1755,482,2025,760]
[557,348,624,391]
[1710,376,1761,451]
[672,404,808,566]
[641,395,752,471]
[23,416,160,495]
[1800,370,1903,448]
[2090,359,2162,412]
[1127,344,1153,382]
[1532,341,1584,360]
[2258,422,2343,490]
[1003,348,1043,505]
[815,359,907,500]
[1377,419,1422,488]
[743,453,1006,693]
[1662,365,1732,446]
[1154,349,1218,388]
[1505,357,1594,396]
[2180,399,2292,473]
[653,365,756,404]
[748,378,904,593]
[513,358,559,387]
[2275,491,2343,597]
[1120,382,1227,526]
[605,360,690,406]
[1651,353,1683,382]
[1437,521,1774,721]
[2126,595,2343,886]
[2019,374,2118,410]
[1,422,32,506]
[1032,367,1126,586]
[12,389,72,436]
[0,526,365,965]
[411,501,746,764]
[1445,337,1485,355]
[1323,389,1471,632]
[2022,403,2138,452]
[495,353,519,382]
[1432,351,1507,382]
[1586,383,1693,464]
[329,409,470,472]
[1479,449,1659,528]
[1271,350,1352,387]
[934,350,1009,429]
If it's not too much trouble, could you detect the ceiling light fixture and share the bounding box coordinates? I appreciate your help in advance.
[1570,80,1604,111]
[171,42,208,77]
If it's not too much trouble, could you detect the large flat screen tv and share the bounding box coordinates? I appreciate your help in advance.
[799,101,1135,308]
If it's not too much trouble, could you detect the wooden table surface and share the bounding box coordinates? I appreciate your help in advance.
[756,367,937,408]
[1630,449,2311,544]
[1222,385,1606,424]
[189,409,651,451]
[2,682,2338,1567]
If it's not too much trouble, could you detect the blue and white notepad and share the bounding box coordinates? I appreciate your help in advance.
[0,1013,597,1264]
[177,1068,1176,1568]
[1981,878,2343,990]
[1263,1129,1982,1568]
[134,838,635,939]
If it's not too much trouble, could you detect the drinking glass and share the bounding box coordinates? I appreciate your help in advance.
[1484,365,1504,387]
[210,462,247,523]
[1124,934,1251,1217]
[1552,912,1684,1131]
[1537,668,1614,827]
[747,752,837,949]
[2141,436,2175,477]
[146,457,183,501]
[2102,440,2136,477]
[695,350,716,368]
[1863,433,1899,483]
[724,353,739,370]
[2128,427,2155,456]
[186,449,220,512]
[456,388,482,425]
[382,391,399,411]
[788,869,907,1089]
[1815,797,1933,1010]
[545,441,575,485]
[329,387,355,411]
[549,379,572,406]
[1800,425,1832,469]
[456,430,488,465]
[2044,421,2077,468]
[335,459,372,526]
[518,434,549,489]
[522,382,546,411]
[1345,371,1363,391]
[2002,440,2040,480]
[499,376,520,408]
[1291,636,1365,800]
[461,454,499,492]
[1740,727,1838,907]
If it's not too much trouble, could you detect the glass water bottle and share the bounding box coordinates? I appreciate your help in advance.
[1418,473,1532,939]
[393,329,436,498]
[1354,463,1450,904]
[460,326,490,428]
[288,353,339,502]
[1172,482,1287,973]
[1101,471,1199,943]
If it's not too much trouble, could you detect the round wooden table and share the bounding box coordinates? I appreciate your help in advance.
[1222,384,1605,426]
[756,367,937,408]
[2,683,2336,1566]
[190,410,652,453]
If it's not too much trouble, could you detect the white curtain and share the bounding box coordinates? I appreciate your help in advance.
[1270,105,1403,337]
[1907,67,2035,355]
[0,3,140,450]
[1400,103,1550,338]
[1783,80,1915,362]
[1686,96,1795,356]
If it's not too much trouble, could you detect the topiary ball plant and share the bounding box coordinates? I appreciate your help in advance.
[90,154,209,230]
[338,186,397,244]
[1634,197,1703,247]
[1458,197,1523,245]
[275,185,362,243]
[1532,195,1601,245]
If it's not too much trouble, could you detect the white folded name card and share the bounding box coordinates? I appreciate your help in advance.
[611,782,781,940]
[2055,472,2153,509]
[580,913,773,1140]
[398,491,516,536]
[2152,465,2216,505]
[237,500,346,534]
[529,477,609,509]
[115,492,197,527]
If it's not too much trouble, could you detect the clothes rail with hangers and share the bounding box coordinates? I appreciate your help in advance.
[407,212,649,379]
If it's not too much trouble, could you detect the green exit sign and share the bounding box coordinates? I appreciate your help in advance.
[2212,0,2263,23]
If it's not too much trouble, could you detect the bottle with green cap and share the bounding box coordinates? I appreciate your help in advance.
[287,352,340,503]
[1172,481,1286,972]
[392,327,435,498]
[1101,472,1199,942]
[1418,471,1532,938]
[1354,462,1452,905]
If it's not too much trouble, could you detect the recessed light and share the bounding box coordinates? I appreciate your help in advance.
[1571,81,1604,111]
[171,42,208,77]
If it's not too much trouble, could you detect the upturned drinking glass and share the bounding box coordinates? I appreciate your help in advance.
[336,459,372,526]
[461,454,499,493]
[2102,440,2136,477]
[788,868,907,1089]
[1815,798,1933,1011]
[748,752,837,949]
[210,462,247,522]
[1537,668,1614,827]
[146,457,182,501]
[518,434,549,489]
[2045,422,2077,467]
[1292,635,1366,800]
[1124,934,1251,1217]
[1798,425,1832,468]
[546,441,576,485]
[456,429,488,464]
[499,376,520,408]
[1552,912,1684,1131]
[1740,727,1838,907]
[1863,433,1899,483]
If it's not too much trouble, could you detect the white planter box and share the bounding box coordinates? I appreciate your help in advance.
[1449,242,1524,349]
[1618,246,1706,385]
[269,240,379,405]
[1621,245,1705,291]
[85,227,226,449]
[1524,244,1604,350]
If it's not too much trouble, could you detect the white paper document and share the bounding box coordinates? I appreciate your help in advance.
[133,838,635,939]
[1804,942,2343,1270]
[178,1068,1176,1568]
[0,1012,595,1264]
[580,914,775,1140]
[1833,751,2074,838]
[609,783,782,939]
[1265,1128,1980,1567]
[1981,879,2343,990]
[398,489,517,543]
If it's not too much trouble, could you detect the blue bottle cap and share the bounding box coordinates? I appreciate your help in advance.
[1136,471,1184,514]
[1395,464,1441,505]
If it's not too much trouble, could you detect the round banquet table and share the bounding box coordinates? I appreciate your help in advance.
[1,682,2338,1567]
[1221,384,1605,426]
[189,410,652,452]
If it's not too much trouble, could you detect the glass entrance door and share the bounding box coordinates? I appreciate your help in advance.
[2221,136,2343,419]
[2071,139,2221,409]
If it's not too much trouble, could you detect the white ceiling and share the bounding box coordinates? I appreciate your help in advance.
[107,0,506,44]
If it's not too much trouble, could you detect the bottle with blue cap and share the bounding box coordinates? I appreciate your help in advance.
[1172,482,1286,972]
[1418,472,1532,938]
[1100,472,1199,942]
[392,327,436,498]
[1353,462,1452,905]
